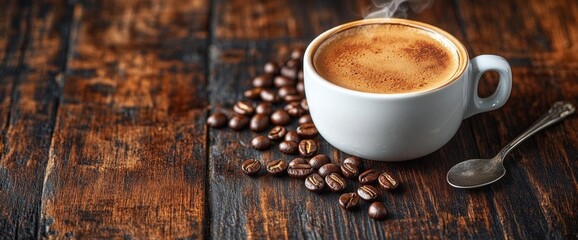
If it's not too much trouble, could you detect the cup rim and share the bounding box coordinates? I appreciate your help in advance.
[304,18,469,98]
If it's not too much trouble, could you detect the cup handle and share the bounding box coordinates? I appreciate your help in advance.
[463,55,512,119]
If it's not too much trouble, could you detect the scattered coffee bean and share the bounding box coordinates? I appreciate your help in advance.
[289,157,307,168]
[297,69,304,81]
[284,131,300,143]
[325,173,347,192]
[341,163,359,179]
[359,169,380,184]
[233,101,255,116]
[298,139,317,157]
[368,202,388,220]
[255,102,273,115]
[242,159,261,176]
[318,163,340,177]
[279,141,298,155]
[266,160,288,176]
[228,114,249,130]
[260,88,280,103]
[281,65,298,80]
[296,82,304,94]
[244,88,262,99]
[296,123,318,138]
[287,163,314,179]
[378,172,400,191]
[357,185,378,201]
[274,75,295,88]
[207,112,228,128]
[263,61,279,75]
[300,99,309,111]
[309,154,330,170]
[283,94,303,103]
[298,114,312,124]
[343,156,363,169]
[251,135,271,151]
[285,59,301,69]
[339,192,360,210]
[267,126,287,141]
[252,73,273,88]
[285,102,305,117]
[277,86,297,99]
[250,113,269,132]
[305,173,325,193]
[271,109,291,126]
[290,48,304,60]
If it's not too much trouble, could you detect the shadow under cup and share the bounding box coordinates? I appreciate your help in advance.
[304,18,510,161]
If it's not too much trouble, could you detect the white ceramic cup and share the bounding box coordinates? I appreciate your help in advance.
[304,18,512,161]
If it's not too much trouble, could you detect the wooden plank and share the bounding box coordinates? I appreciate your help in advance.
[39,0,210,238]
[0,0,71,238]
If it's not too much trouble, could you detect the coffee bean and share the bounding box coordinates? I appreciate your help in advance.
[263,61,279,75]
[305,173,325,193]
[283,94,303,103]
[256,102,273,115]
[297,69,304,81]
[357,185,378,201]
[251,135,271,151]
[285,102,305,117]
[252,73,273,88]
[284,131,300,143]
[339,192,360,210]
[291,48,304,60]
[243,88,262,99]
[279,141,298,155]
[298,114,312,124]
[368,202,388,220]
[271,109,291,125]
[289,157,307,168]
[359,169,380,184]
[341,163,359,179]
[296,82,304,94]
[242,159,261,176]
[267,126,287,141]
[378,172,400,191]
[318,163,340,177]
[287,163,314,179]
[298,139,317,157]
[260,89,280,103]
[250,113,269,132]
[309,154,330,170]
[285,59,301,69]
[343,156,363,169]
[325,173,347,192]
[296,123,318,138]
[281,66,298,79]
[228,114,249,130]
[207,112,228,128]
[300,99,309,111]
[277,86,297,99]
[266,160,288,176]
[274,75,295,88]
[233,101,255,116]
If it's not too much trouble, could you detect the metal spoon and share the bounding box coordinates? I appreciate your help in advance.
[447,101,575,189]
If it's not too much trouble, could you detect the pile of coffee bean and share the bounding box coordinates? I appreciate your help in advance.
[207,48,400,221]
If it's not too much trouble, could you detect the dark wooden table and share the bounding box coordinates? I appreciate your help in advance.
[1,0,577,239]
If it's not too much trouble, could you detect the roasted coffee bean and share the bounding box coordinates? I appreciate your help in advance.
[233,101,255,116]
[298,114,312,124]
[298,139,317,157]
[228,114,249,130]
[252,73,273,88]
[279,141,298,155]
[339,192,360,210]
[284,131,300,143]
[277,86,297,99]
[305,173,325,193]
[243,88,262,99]
[341,163,359,179]
[250,113,269,132]
[300,99,309,111]
[296,82,305,94]
[357,185,378,201]
[284,102,305,117]
[274,75,295,88]
[251,135,271,151]
[260,89,280,103]
[255,102,273,115]
[309,154,330,170]
[207,112,228,128]
[285,59,301,69]
[359,169,380,184]
[271,109,291,126]
[343,156,363,169]
[296,123,318,138]
[318,163,340,177]
[266,160,288,176]
[289,157,307,168]
[287,163,314,179]
[281,66,298,79]
[378,172,400,191]
[325,173,347,192]
[263,61,279,74]
[297,69,304,81]
[267,126,287,141]
[291,48,304,60]
[242,159,261,176]
[283,94,303,103]
[368,202,388,220]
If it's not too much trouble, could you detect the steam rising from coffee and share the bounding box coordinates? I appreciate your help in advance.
[365,0,433,19]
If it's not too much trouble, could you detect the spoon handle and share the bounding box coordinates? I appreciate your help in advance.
[496,101,575,160]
